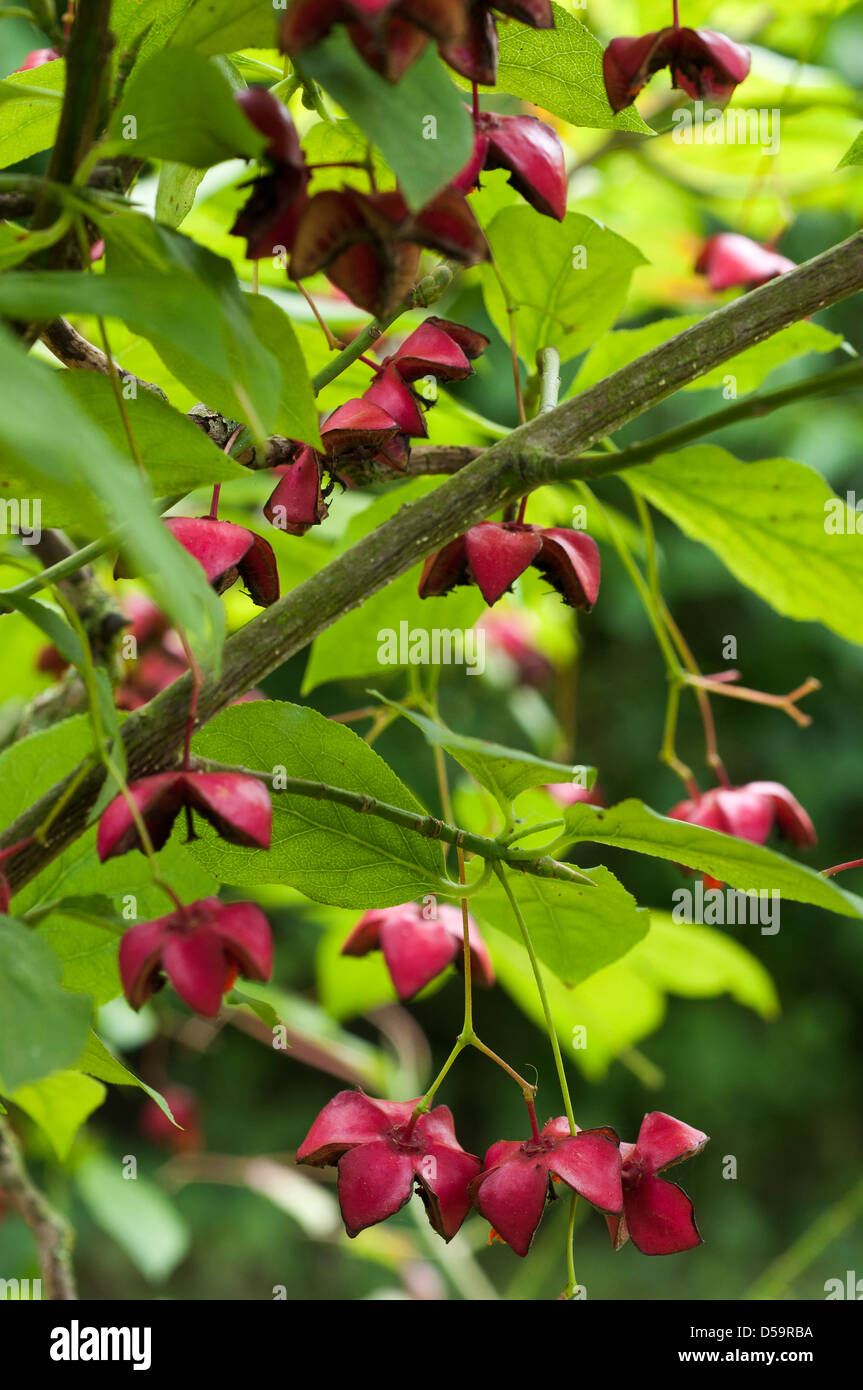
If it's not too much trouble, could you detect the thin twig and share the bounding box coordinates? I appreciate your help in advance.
[0,1116,77,1300]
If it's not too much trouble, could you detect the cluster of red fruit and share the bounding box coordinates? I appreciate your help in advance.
[144,1,778,615]
[603,19,750,114]
[342,901,494,999]
[298,1093,707,1256]
[670,780,816,885]
[96,769,275,1017]
[230,79,566,319]
[281,0,554,87]
[265,315,489,533]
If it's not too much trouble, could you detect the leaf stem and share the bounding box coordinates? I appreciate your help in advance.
[578,480,681,675]
[821,858,863,877]
[96,314,145,472]
[311,265,452,394]
[628,486,699,793]
[494,863,576,1133]
[295,280,346,352]
[682,672,821,727]
[191,757,593,888]
[563,1194,579,1299]
[567,359,863,482]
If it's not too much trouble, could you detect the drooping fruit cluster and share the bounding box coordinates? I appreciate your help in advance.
[668,780,815,888]
[231,46,569,315]
[119,896,273,1017]
[603,15,750,114]
[163,516,280,607]
[264,316,488,532]
[298,1095,708,1256]
[669,780,815,850]
[420,521,601,610]
[113,596,188,711]
[279,0,554,86]
[97,768,275,1017]
[341,900,494,999]
[454,108,567,221]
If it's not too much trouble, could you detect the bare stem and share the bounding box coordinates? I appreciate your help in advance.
[494,863,576,1133]
[821,858,863,878]
[0,1117,78,1300]
[682,673,821,728]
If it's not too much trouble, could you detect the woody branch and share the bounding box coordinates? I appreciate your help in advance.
[2,229,863,889]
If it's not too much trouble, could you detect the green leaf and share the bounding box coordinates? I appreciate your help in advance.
[0,716,91,831]
[572,317,842,397]
[627,447,863,645]
[301,35,474,210]
[473,3,651,135]
[838,130,863,168]
[302,482,485,692]
[0,80,62,107]
[105,49,265,167]
[100,215,282,438]
[155,161,206,229]
[75,1152,190,1283]
[9,1070,106,1160]
[560,799,863,918]
[0,593,85,668]
[0,917,93,1091]
[77,1031,174,1119]
[0,326,226,664]
[188,700,446,907]
[60,372,249,500]
[171,0,279,53]
[0,270,227,380]
[0,60,64,169]
[245,294,322,449]
[636,913,779,1018]
[491,910,777,1082]
[34,899,124,1008]
[31,842,218,999]
[112,0,190,65]
[481,208,647,367]
[470,867,648,985]
[375,696,591,808]
[0,217,71,272]
[490,922,665,1082]
[300,117,395,195]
